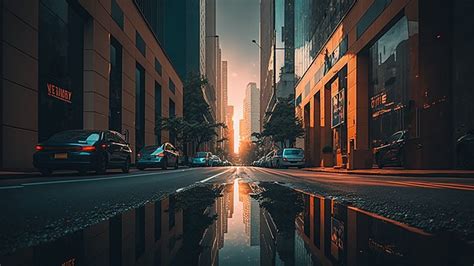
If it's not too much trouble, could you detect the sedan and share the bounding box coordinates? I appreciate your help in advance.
[136,142,179,170]
[374,130,407,168]
[33,130,132,176]
[191,152,212,167]
[279,148,305,168]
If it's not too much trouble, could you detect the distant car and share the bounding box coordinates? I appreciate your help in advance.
[33,130,132,176]
[374,130,408,168]
[222,160,233,166]
[192,152,212,167]
[136,142,179,170]
[263,151,275,168]
[271,149,283,168]
[457,130,474,169]
[278,148,305,168]
[209,155,222,167]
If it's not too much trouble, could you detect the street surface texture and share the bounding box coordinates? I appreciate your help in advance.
[1,166,473,255]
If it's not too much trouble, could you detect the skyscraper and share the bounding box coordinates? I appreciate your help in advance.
[242,83,260,141]
[259,0,295,128]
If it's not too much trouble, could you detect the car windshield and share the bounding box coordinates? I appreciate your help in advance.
[284,149,304,156]
[48,131,101,144]
[196,152,208,158]
[140,145,162,154]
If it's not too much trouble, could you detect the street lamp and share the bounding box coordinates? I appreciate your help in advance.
[252,39,262,49]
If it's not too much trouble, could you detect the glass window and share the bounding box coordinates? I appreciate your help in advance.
[109,37,122,132]
[369,17,409,147]
[48,130,101,144]
[155,58,162,76]
[111,0,124,29]
[136,31,146,56]
[356,0,392,39]
[169,99,175,117]
[155,82,162,145]
[169,78,176,94]
[136,63,145,152]
[284,149,304,155]
[38,0,84,141]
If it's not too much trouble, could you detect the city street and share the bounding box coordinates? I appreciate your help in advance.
[1,167,473,260]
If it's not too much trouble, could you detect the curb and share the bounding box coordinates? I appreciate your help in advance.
[302,168,474,178]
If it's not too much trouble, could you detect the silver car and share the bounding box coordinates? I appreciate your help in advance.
[278,148,305,168]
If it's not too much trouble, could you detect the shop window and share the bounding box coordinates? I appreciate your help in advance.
[135,63,145,152]
[109,37,122,132]
[38,0,84,141]
[369,17,409,147]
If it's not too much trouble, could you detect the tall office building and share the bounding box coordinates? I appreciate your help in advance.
[225,106,235,155]
[242,83,260,141]
[259,0,295,129]
[137,0,218,123]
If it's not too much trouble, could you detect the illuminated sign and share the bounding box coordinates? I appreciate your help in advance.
[371,92,388,110]
[331,89,345,128]
[47,83,72,103]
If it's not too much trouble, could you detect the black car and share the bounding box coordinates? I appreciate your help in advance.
[374,130,407,168]
[33,130,132,176]
[136,143,179,170]
[457,130,474,169]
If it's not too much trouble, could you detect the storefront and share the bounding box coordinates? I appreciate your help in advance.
[368,16,410,149]
[38,0,86,142]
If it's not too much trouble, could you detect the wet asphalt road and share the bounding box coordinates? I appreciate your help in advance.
[1,166,473,255]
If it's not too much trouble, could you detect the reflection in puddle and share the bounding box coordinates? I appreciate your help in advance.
[1,181,473,265]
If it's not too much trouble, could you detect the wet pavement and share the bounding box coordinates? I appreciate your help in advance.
[1,179,473,266]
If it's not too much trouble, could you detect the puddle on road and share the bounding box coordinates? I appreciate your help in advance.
[1,180,473,266]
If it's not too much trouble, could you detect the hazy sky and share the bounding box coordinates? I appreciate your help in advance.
[217,0,260,153]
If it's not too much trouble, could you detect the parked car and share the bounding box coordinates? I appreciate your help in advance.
[271,149,283,168]
[33,130,132,176]
[191,152,212,167]
[457,130,474,169]
[374,130,408,168]
[263,151,275,168]
[136,142,179,170]
[209,155,222,166]
[222,160,233,166]
[278,148,305,168]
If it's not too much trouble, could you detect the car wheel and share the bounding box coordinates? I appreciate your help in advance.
[122,157,131,173]
[95,154,107,174]
[162,158,168,170]
[39,168,52,176]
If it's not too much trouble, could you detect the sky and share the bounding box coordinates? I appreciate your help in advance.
[217,0,260,153]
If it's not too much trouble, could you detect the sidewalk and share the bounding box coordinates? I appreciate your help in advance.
[303,167,474,178]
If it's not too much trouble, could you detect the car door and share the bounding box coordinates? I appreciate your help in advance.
[385,132,403,163]
[113,133,129,163]
[167,143,177,165]
[105,132,121,164]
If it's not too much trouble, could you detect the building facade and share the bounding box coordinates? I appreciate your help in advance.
[0,0,183,170]
[242,83,260,141]
[295,0,474,169]
[259,0,295,130]
[225,105,235,155]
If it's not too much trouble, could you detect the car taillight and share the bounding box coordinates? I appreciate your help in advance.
[35,145,43,151]
[283,158,288,161]
[81,146,96,152]
[137,153,141,158]
[156,152,165,157]
[100,143,107,149]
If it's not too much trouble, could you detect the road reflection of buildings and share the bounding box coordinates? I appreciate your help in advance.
[1,196,183,266]
[240,182,260,246]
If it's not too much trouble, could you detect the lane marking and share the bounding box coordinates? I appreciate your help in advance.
[18,168,197,187]
[0,185,24,190]
[199,169,233,183]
